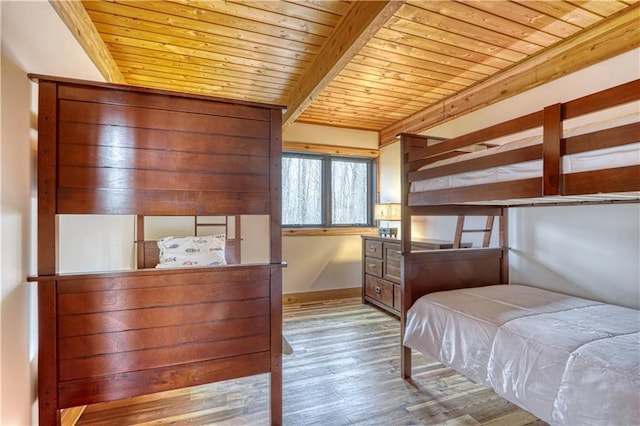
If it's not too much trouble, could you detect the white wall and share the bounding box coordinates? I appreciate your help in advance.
[58,215,136,273]
[379,143,401,204]
[378,48,640,308]
[240,215,270,264]
[510,203,639,308]
[1,47,35,426]
[283,235,362,293]
[282,123,378,294]
[284,122,378,150]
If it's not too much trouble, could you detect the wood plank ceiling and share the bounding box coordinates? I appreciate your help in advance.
[54,1,639,145]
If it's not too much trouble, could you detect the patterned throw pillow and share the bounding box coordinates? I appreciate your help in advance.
[156,234,226,268]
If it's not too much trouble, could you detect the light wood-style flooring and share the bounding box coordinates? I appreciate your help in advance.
[77,298,546,425]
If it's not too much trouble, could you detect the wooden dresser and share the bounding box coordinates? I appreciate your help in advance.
[361,235,467,316]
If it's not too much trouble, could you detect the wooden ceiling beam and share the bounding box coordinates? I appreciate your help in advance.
[283,0,405,129]
[379,3,640,146]
[49,0,125,84]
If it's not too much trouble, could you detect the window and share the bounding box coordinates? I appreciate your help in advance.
[282,153,375,228]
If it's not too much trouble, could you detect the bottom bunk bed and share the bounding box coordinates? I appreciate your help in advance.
[403,283,640,426]
[399,209,639,426]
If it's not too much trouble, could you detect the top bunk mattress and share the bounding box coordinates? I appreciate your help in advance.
[403,284,640,425]
[410,108,640,194]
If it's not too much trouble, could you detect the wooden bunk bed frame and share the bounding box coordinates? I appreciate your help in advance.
[399,79,640,378]
[28,75,285,425]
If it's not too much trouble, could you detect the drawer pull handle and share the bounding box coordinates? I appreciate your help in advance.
[368,263,377,268]
[374,286,381,294]
[369,246,377,252]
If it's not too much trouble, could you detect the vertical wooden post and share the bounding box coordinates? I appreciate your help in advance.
[543,103,563,196]
[269,108,282,265]
[453,215,465,248]
[270,266,283,426]
[399,134,412,255]
[399,134,412,379]
[136,215,144,268]
[499,208,509,284]
[36,80,61,425]
[269,107,283,425]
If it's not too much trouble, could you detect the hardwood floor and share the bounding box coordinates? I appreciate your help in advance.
[77,298,546,426]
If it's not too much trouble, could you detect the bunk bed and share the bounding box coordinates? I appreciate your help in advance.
[399,80,639,425]
[28,75,285,426]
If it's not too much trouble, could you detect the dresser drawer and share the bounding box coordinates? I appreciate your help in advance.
[362,235,460,317]
[393,285,402,311]
[364,239,383,259]
[384,243,402,283]
[364,257,383,277]
[365,275,393,307]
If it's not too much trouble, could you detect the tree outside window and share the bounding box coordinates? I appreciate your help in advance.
[282,153,374,228]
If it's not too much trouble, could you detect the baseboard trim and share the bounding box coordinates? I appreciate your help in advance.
[283,287,361,305]
[61,406,86,426]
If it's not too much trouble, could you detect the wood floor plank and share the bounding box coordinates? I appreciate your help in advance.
[76,298,545,425]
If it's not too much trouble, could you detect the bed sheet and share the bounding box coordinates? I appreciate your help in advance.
[403,284,640,425]
[410,111,639,193]
[553,331,640,425]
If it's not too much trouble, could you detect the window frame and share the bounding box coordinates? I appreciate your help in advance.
[281,147,377,231]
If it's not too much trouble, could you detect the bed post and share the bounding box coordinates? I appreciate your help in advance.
[543,103,563,196]
[36,80,62,425]
[269,108,283,426]
[400,133,413,379]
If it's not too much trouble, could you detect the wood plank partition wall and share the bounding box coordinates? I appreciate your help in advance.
[54,80,274,215]
[29,75,284,426]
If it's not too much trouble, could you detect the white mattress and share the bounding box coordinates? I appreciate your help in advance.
[411,111,640,193]
[403,285,640,425]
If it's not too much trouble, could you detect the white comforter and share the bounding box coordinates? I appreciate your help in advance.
[403,285,640,425]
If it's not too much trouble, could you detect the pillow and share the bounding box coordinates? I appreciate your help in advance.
[156,234,226,268]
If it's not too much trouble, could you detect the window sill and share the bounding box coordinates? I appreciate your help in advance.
[282,227,377,237]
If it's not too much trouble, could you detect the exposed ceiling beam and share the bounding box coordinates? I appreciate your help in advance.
[380,3,640,146]
[49,0,125,84]
[283,0,405,129]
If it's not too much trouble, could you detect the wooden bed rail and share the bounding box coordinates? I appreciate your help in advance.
[401,79,640,206]
[404,79,639,168]
[404,111,542,166]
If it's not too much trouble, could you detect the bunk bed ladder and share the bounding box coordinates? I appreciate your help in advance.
[454,215,495,248]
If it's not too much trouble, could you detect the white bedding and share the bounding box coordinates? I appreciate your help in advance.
[403,285,640,425]
[411,110,640,193]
